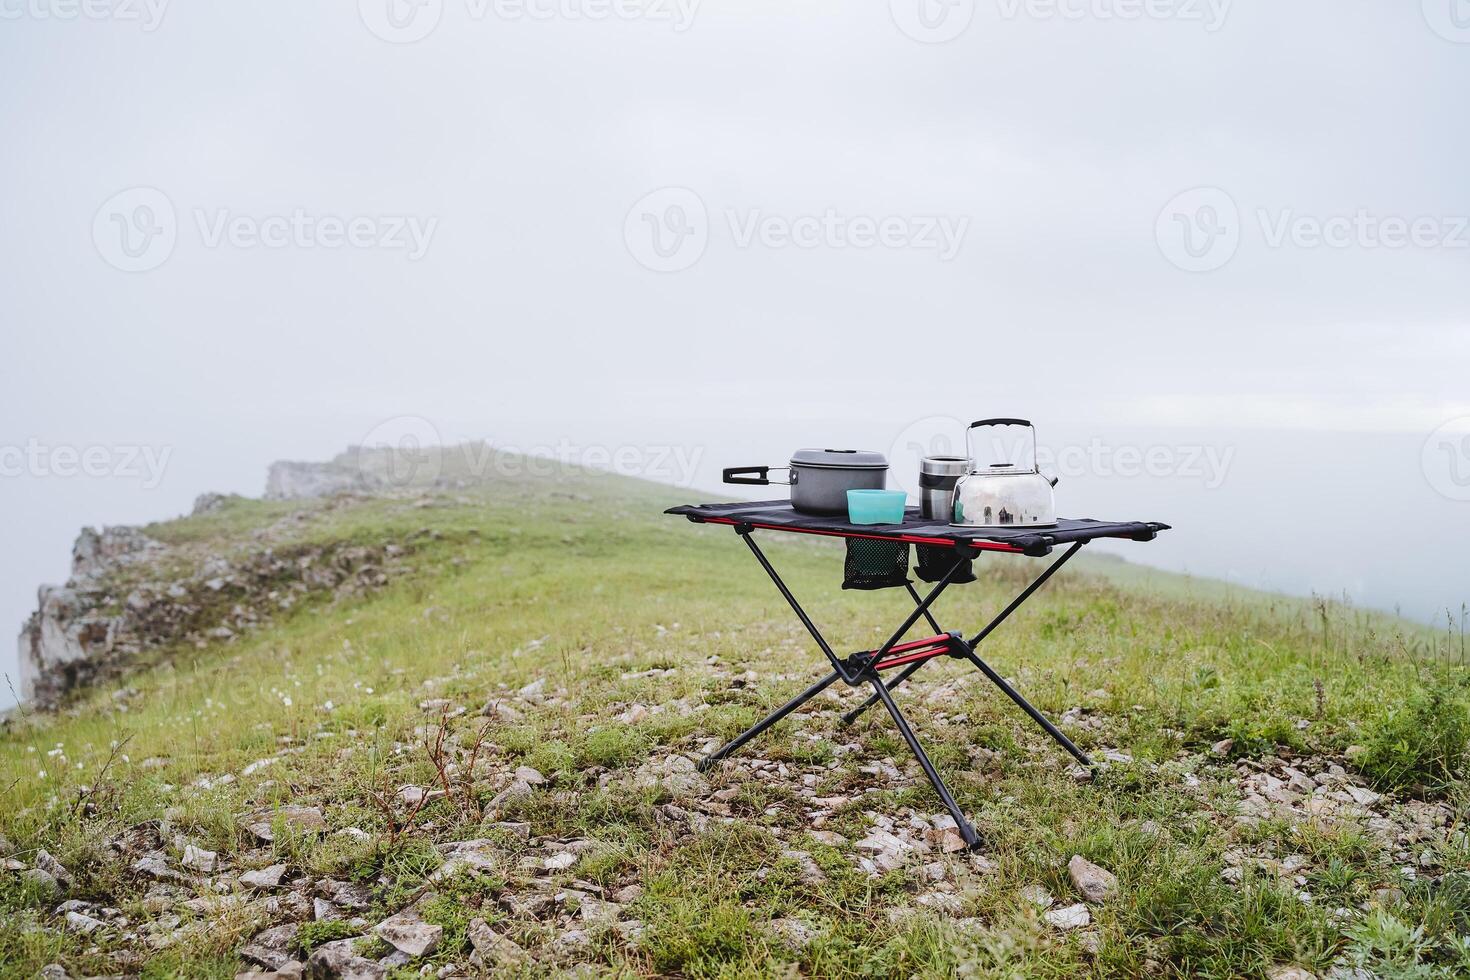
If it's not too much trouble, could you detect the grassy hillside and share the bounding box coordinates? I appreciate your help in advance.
[2,465,1468,978]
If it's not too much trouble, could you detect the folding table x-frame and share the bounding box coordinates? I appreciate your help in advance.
[667,501,1168,849]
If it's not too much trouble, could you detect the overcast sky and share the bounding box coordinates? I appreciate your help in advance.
[3,2,1469,701]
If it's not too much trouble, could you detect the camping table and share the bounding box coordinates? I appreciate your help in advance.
[666,500,1169,849]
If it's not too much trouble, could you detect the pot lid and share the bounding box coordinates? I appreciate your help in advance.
[790,448,889,470]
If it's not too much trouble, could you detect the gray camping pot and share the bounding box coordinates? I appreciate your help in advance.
[723,449,889,515]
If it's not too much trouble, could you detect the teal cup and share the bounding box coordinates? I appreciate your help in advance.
[846,489,909,525]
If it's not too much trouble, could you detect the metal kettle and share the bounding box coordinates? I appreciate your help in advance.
[951,419,1059,528]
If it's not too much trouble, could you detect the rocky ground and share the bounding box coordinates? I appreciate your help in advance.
[3,457,1467,978]
[14,494,415,710]
[7,662,1466,980]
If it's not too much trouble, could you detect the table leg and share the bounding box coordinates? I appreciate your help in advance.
[840,582,948,726]
[840,661,924,726]
[869,675,981,849]
[698,669,842,772]
[907,582,943,636]
[962,650,1092,768]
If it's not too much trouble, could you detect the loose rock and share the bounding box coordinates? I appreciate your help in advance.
[1068,855,1118,903]
[240,864,288,890]
[242,806,327,842]
[374,908,442,957]
[304,938,384,980]
[466,918,526,968]
[1044,903,1091,930]
[631,754,709,798]
[182,844,218,873]
[240,924,301,971]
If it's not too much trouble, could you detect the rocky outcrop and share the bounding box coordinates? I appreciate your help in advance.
[265,455,381,500]
[17,585,120,706]
[16,524,409,709]
[17,526,165,704]
[266,444,480,500]
[70,525,164,581]
[16,448,451,708]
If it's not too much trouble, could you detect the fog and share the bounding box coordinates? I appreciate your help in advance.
[3,1,1468,705]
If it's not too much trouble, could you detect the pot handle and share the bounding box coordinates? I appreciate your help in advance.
[723,465,793,486]
[966,419,1038,472]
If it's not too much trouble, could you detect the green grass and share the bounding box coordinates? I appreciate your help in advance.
[1357,679,1470,794]
[1,461,1467,978]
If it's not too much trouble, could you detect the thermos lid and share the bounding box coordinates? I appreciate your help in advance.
[919,455,972,477]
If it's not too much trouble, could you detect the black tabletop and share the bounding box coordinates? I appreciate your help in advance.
[667,500,1169,557]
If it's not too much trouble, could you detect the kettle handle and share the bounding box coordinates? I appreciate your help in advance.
[968,418,1032,429]
[965,419,1038,472]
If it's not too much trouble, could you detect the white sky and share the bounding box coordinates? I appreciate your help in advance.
[3,2,1469,701]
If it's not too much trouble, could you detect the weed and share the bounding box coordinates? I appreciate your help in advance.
[292,919,360,957]
[1356,680,1470,793]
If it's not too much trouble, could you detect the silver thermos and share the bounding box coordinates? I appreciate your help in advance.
[919,456,972,521]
